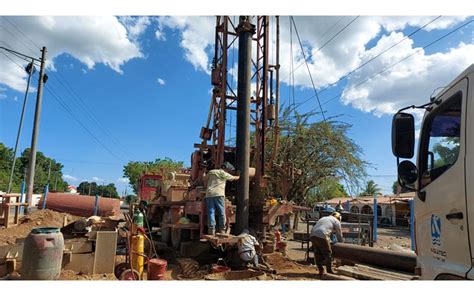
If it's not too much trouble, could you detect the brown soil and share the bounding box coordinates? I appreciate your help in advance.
[265,252,320,280]
[59,270,116,280]
[0,209,81,246]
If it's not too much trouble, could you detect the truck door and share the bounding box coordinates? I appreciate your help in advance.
[416,78,471,279]
[465,72,474,280]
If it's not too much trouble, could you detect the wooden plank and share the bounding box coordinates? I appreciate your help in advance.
[93,231,117,274]
[0,243,23,264]
[62,253,95,274]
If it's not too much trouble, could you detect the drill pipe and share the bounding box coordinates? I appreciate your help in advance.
[332,243,416,273]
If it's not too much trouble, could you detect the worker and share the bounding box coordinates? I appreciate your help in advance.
[204,162,240,235]
[310,211,344,276]
[335,200,344,212]
[237,229,260,267]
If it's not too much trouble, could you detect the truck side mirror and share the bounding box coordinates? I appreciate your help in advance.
[398,160,417,189]
[392,112,415,158]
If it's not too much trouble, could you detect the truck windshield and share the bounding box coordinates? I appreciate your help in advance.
[420,92,462,188]
[144,178,160,188]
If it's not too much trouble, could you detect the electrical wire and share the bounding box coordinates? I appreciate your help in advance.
[317,15,443,96]
[44,84,124,161]
[290,16,326,121]
[319,18,474,107]
[282,16,360,83]
[2,16,136,161]
[292,17,473,113]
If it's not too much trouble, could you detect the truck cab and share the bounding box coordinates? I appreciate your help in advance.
[392,64,474,279]
[138,174,162,201]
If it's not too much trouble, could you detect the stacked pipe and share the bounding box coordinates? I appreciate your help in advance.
[332,243,416,273]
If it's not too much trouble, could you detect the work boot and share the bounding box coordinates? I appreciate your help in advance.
[217,229,225,235]
[326,263,334,274]
[208,228,216,236]
[317,265,325,279]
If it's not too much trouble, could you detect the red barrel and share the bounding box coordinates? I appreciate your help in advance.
[21,227,64,280]
[40,192,121,217]
[147,258,167,280]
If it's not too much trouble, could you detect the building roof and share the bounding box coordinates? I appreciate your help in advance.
[325,192,414,206]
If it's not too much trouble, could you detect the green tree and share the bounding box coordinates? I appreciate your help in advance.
[267,108,367,205]
[0,143,69,193]
[77,181,119,198]
[305,177,349,206]
[124,194,138,205]
[123,158,184,194]
[360,180,381,196]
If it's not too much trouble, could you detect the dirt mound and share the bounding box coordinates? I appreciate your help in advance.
[0,209,80,246]
[265,252,319,280]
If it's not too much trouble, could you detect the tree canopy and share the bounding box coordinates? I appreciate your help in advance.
[360,180,381,196]
[0,143,69,193]
[266,108,367,205]
[77,181,119,198]
[123,158,184,194]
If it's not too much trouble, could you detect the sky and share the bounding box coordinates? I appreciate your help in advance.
[0,15,473,196]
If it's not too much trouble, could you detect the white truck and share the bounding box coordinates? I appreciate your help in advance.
[392,64,474,279]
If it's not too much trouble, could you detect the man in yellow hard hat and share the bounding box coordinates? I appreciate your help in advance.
[309,211,344,277]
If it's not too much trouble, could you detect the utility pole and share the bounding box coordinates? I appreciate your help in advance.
[7,61,35,193]
[235,16,254,234]
[25,47,47,214]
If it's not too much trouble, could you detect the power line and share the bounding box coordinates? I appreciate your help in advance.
[316,15,443,96]
[293,17,473,113]
[44,84,124,161]
[320,18,473,107]
[282,16,360,83]
[290,16,326,121]
[1,17,137,160]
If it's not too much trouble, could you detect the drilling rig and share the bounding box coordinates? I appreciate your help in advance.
[141,16,308,249]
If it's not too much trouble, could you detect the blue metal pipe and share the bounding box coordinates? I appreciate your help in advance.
[41,184,49,210]
[373,198,378,242]
[20,179,26,214]
[93,194,99,216]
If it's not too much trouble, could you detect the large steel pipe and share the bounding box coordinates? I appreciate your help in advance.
[235,16,255,234]
[39,192,121,217]
[332,243,416,273]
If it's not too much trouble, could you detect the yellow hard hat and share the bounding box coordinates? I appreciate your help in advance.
[331,211,342,221]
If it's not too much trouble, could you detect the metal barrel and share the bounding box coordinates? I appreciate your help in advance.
[147,258,168,280]
[332,243,416,273]
[21,227,64,280]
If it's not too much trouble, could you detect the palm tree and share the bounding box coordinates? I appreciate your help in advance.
[360,180,381,196]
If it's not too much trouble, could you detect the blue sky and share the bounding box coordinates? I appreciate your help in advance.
[0,16,473,195]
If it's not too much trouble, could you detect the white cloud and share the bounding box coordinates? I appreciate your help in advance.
[13,96,18,102]
[119,16,151,41]
[63,174,78,182]
[159,16,469,118]
[157,16,215,73]
[116,177,130,184]
[157,78,166,85]
[0,16,144,92]
[92,176,104,182]
[341,35,473,116]
[154,29,165,41]
[0,93,7,100]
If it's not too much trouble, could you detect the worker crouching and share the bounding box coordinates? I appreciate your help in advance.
[237,229,260,267]
[310,212,344,277]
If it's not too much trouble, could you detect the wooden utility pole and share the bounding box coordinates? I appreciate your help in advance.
[25,47,47,214]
